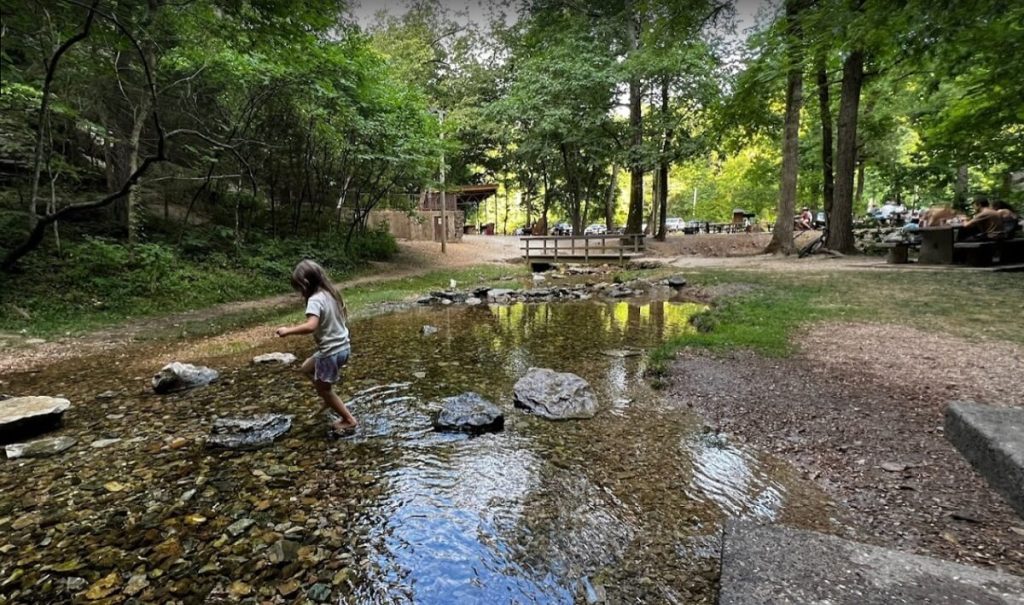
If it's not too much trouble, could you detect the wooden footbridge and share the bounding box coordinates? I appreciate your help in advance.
[520,234,645,267]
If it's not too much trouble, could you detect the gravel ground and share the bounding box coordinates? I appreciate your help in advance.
[663,324,1024,577]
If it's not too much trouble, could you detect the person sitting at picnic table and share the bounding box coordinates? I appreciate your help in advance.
[796,207,813,231]
[993,200,1021,238]
[958,197,1003,241]
[918,205,960,227]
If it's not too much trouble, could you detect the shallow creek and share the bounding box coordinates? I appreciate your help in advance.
[0,298,833,604]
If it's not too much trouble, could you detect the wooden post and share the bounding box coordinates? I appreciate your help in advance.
[525,237,530,263]
[585,236,589,262]
[554,237,559,260]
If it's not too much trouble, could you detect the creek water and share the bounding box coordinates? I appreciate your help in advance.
[0,298,832,604]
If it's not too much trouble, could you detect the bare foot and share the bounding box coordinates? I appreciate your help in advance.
[332,420,358,433]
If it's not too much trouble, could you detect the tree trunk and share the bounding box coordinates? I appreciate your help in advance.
[625,0,644,235]
[126,89,152,244]
[827,49,864,254]
[765,0,804,255]
[648,173,658,236]
[953,164,968,211]
[656,77,670,242]
[27,2,99,231]
[817,60,834,213]
[605,164,618,230]
[855,155,865,208]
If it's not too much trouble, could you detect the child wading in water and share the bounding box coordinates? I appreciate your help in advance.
[275,260,357,433]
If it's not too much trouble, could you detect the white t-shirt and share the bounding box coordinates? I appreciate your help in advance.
[305,290,349,356]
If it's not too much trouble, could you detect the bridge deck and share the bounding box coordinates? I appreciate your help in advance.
[520,235,645,264]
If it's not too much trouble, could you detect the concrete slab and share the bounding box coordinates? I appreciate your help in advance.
[719,520,1024,604]
[945,402,1024,518]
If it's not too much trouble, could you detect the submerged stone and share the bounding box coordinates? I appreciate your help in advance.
[421,325,439,336]
[513,368,599,420]
[252,352,298,365]
[0,396,71,444]
[152,362,218,394]
[5,435,77,459]
[433,392,504,434]
[206,414,293,449]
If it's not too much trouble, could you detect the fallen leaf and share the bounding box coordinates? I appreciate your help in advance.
[84,571,120,600]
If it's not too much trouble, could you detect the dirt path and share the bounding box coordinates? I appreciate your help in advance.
[0,237,521,375]
[662,324,1024,576]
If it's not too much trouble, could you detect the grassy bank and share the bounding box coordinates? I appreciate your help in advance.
[0,228,398,338]
[648,268,1024,376]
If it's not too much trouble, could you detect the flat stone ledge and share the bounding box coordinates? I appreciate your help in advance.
[945,402,1024,518]
[720,519,1024,605]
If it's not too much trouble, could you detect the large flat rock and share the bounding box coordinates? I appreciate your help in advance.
[206,414,293,449]
[0,396,71,444]
[945,402,1024,518]
[720,519,1024,604]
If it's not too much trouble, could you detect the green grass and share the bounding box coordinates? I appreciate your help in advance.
[0,229,398,338]
[647,267,1024,377]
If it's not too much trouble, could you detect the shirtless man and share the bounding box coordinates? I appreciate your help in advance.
[919,205,958,227]
[960,198,1003,241]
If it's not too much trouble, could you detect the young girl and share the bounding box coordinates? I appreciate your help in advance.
[275,260,357,432]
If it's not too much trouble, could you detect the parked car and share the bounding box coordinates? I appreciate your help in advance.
[513,225,533,236]
[665,217,685,233]
[550,223,573,236]
[683,220,703,234]
[584,224,607,235]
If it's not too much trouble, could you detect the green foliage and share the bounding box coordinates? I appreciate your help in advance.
[0,229,398,336]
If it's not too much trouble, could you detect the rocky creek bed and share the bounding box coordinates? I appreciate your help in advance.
[0,294,835,604]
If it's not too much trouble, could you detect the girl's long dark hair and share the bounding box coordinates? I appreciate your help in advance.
[290,260,348,321]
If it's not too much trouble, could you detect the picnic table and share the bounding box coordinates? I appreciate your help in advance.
[917,226,958,265]
[916,225,1024,266]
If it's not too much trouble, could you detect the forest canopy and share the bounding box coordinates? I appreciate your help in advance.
[1,0,1021,268]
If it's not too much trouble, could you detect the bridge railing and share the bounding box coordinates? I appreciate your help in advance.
[520,234,645,263]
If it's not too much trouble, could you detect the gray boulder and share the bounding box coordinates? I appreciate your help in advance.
[152,362,218,394]
[433,392,504,434]
[252,352,297,365]
[421,325,439,336]
[5,436,77,459]
[513,368,599,420]
[206,414,293,449]
[0,396,71,444]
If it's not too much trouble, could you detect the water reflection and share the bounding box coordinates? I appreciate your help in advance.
[684,434,786,520]
[0,298,832,605]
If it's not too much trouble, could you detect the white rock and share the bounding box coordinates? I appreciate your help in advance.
[0,396,71,442]
[90,438,121,448]
[252,352,298,365]
[5,436,77,459]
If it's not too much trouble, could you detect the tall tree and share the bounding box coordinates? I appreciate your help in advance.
[826,48,863,253]
[766,0,805,254]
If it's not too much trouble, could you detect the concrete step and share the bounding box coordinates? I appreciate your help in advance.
[720,519,1024,604]
[946,402,1024,518]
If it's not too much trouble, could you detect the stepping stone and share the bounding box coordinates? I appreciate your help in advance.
[719,519,1024,604]
[5,436,77,459]
[0,396,71,444]
[152,362,218,394]
[206,414,293,449]
[946,402,1024,518]
[433,392,504,434]
[513,368,598,420]
[252,352,297,365]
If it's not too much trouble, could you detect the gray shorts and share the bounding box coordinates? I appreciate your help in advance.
[314,348,350,384]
